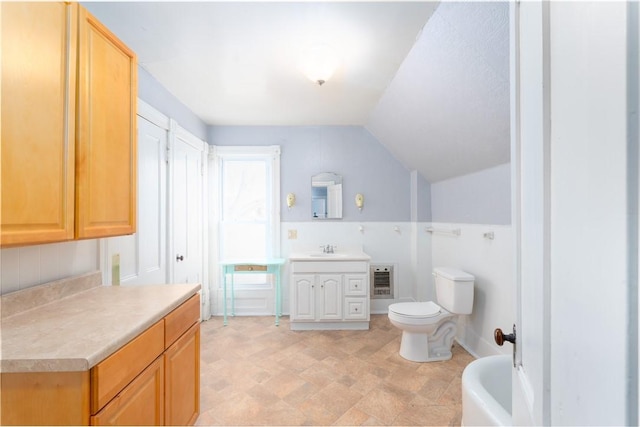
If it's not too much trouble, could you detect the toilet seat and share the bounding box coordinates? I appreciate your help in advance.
[389,301,442,319]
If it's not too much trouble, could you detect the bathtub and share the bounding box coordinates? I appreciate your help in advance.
[461,354,512,426]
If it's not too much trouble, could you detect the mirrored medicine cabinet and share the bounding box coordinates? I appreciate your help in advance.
[311,172,342,219]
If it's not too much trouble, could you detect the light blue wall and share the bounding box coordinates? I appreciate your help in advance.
[208,126,420,222]
[430,162,511,224]
[138,67,208,141]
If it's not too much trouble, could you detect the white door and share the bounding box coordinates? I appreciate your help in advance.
[510,2,549,424]
[128,116,168,284]
[512,2,636,425]
[171,124,204,286]
[103,103,168,286]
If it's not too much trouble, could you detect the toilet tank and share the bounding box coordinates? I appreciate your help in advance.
[434,267,475,314]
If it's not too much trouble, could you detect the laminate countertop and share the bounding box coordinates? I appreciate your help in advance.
[0,272,200,373]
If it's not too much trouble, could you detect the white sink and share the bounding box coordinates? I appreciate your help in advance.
[308,253,349,257]
[288,251,371,261]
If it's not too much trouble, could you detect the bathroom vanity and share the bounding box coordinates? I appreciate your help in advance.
[289,250,371,330]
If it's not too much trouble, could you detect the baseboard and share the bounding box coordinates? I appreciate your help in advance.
[454,338,481,359]
[456,324,508,359]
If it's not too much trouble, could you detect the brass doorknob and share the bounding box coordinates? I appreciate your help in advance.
[494,326,516,346]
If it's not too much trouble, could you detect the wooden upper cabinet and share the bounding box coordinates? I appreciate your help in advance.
[0,3,137,247]
[76,7,137,239]
[1,2,77,246]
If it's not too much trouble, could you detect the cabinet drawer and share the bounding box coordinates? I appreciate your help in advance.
[345,275,367,296]
[344,298,368,320]
[91,356,164,426]
[90,320,164,414]
[165,294,200,348]
[234,264,267,272]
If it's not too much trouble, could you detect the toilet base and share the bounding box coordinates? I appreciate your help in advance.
[397,319,458,363]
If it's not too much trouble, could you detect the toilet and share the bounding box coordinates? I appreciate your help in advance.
[388,267,474,362]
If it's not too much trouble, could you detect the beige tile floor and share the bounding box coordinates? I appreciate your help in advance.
[196,314,474,426]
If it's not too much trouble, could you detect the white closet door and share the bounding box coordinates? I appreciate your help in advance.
[171,125,204,286]
[106,114,168,285]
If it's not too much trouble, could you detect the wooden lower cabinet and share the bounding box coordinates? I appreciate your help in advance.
[91,357,164,426]
[0,296,200,426]
[1,371,90,426]
[90,320,164,413]
[164,323,200,426]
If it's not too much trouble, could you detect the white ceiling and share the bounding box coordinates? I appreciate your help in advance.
[85,1,510,183]
[84,1,438,126]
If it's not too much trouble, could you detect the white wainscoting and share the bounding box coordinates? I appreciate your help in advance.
[1,239,100,295]
[429,222,514,358]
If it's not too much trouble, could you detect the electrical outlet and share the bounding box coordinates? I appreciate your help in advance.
[287,229,298,239]
[112,253,120,286]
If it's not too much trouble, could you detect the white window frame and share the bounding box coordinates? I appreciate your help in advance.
[211,145,281,289]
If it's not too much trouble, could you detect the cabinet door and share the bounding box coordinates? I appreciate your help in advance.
[1,2,77,246]
[165,322,200,426]
[76,6,137,239]
[91,356,164,426]
[291,275,315,320]
[317,275,342,320]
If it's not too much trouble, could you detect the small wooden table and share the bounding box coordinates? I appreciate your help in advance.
[220,258,286,326]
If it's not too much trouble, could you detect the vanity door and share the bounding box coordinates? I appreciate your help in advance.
[291,275,315,321]
[316,275,342,320]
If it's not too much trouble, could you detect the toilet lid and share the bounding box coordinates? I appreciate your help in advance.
[389,301,441,318]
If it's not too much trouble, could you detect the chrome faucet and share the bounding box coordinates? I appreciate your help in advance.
[322,244,335,254]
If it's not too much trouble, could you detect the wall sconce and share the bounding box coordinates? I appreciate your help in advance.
[355,193,364,211]
[286,193,296,209]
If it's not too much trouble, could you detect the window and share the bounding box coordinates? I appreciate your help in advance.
[214,146,280,288]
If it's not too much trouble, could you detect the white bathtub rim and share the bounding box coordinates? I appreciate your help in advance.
[462,354,513,426]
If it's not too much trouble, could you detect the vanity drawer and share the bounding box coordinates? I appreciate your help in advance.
[90,320,164,414]
[344,298,368,320]
[165,294,200,348]
[345,275,367,296]
[291,261,368,274]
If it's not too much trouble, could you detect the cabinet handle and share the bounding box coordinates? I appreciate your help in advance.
[176,255,184,261]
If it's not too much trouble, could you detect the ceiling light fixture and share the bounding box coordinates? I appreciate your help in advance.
[299,44,340,86]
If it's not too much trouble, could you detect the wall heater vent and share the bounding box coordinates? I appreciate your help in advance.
[370,264,394,299]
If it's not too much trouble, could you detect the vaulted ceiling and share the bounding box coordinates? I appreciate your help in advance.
[85,1,510,183]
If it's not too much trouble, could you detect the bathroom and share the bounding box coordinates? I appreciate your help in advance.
[2,1,638,426]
